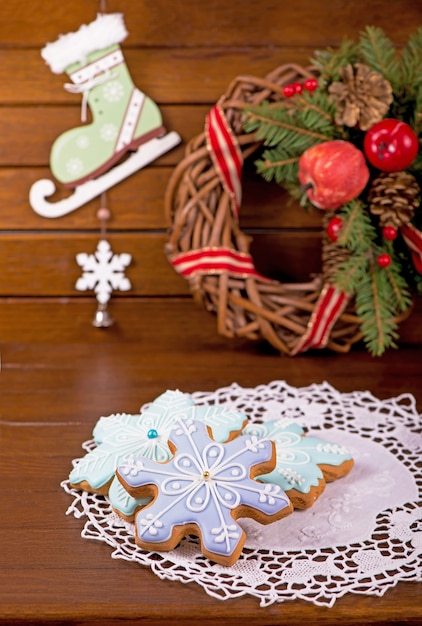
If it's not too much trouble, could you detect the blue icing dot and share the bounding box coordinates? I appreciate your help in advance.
[147,428,159,439]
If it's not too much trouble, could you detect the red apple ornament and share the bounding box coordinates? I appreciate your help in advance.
[298,140,370,210]
[363,119,419,172]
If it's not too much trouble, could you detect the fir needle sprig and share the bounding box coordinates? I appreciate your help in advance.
[243,26,422,355]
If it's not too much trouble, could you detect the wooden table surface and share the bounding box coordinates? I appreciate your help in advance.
[1,299,421,625]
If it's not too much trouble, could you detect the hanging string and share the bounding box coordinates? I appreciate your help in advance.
[97,190,110,237]
[95,0,113,328]
[93,189,114,328]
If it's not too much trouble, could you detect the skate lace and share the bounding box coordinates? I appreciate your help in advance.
[64,70,116,122]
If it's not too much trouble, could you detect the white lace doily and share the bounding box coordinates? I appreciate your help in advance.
[61,380,422,607]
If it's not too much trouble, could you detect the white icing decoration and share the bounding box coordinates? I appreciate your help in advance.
[118,418,291,560]
[68,389,247,515]
[316,443,349,455]
[242,418,352,496]
[278,467,306,486]
[63,380,422,607]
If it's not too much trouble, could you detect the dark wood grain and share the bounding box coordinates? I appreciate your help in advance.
[1,299,421,625]
[0,0,419,46]
[1,1,422,623]
[0,48,313,104]
[0,105,208,166]
[0,167,317,231]
[0,232,324,295]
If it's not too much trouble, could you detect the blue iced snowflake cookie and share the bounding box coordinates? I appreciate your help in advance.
[69,390,247,515]
[116,418,293,566]
[242,419,354,509]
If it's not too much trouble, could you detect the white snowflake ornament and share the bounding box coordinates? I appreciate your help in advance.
[75,239,132,304]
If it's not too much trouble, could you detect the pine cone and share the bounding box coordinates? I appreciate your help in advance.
[328,63,393,130]
[322,242,351,283]
[368,171,421,227]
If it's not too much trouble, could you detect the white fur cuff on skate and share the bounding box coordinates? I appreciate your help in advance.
[41,13,128,74]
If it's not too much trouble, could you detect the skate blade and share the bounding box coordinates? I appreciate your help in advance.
[29,131,182,218]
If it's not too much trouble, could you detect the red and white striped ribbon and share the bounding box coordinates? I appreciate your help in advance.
[205,103,243,218]
[171,247,271,281]
[401,223,422,274]
[203,102,349,351]
[292,284,350,354]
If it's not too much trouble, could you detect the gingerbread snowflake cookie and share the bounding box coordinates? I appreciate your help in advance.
[68,390,247,512]
[116,418,293,566]
[242,419,354,509]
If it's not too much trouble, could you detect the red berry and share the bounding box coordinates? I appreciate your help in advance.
[292,82,303,94]
[304,77,318,91]
[282,84,295,98]
[377,253,392,268]
[382,226,398,241]
[326,216,344,242]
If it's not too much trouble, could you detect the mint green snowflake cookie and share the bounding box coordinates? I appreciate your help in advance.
[69,390,247,519]
[242,419,354,509]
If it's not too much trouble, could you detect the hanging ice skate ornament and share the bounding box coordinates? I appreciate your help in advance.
[29,13,181,218]
[75,239,132,327]
[165,26,422,356]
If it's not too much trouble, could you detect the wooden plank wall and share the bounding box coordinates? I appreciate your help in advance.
[0,0,421,342]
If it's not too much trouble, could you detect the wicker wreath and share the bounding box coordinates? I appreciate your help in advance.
[164,64,375,356]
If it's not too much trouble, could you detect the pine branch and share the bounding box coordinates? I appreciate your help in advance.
[358,26,401,89]
[399,26,422,90]
[241,27,421,356]
[244,99,339,186]
[245,110,332,142]
[332,252,368,293]
[328,200,411,355]
[415,273,422,296]
[385,267,413,313]
[412,85,422,135]
[355,258,400,356]
[256,151,299,184]
[336,200,377,254]
[286,89,337,122]
[310,37,359,83]
[384,250,413,313]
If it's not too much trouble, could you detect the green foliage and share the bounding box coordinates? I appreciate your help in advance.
[384,258,413,313]
[310,38,358,83]
[357,26,422,126]
[310,25,422,128]
[398,26,422,91]
[354,261,401,356]
[331,201,412,355]
[336,200,377,256]
[411,84,422,135]
[243,94,339,186]
[242,26,422,356]
[415,273,422,296]
[358,26,401,89]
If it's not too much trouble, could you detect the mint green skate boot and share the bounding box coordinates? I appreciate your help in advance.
[30,13,180,217]
[41,14,165,187]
